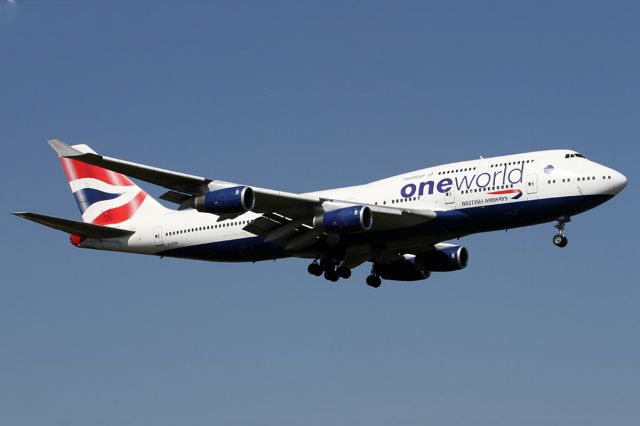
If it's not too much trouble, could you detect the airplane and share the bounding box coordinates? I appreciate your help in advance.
[14,140,627,288]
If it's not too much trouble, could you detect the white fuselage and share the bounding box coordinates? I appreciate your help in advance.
[82,149,627,261]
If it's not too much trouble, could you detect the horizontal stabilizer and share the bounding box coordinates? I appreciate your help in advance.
[13,212,135,239]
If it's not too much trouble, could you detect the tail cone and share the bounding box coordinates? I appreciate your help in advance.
[69,234,85,247]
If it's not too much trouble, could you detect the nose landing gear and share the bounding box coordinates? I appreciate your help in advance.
[553,216,570,248]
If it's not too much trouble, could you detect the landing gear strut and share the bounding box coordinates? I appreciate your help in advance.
[553,216,570,248]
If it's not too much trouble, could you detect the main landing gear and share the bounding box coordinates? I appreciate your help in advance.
[308,259,383,288]
[365,265,382,288]
[366,274,382,288]
[307,259,352,283]
[553,216,570,248]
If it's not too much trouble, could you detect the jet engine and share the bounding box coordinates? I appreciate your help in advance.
[415,243,468,272]
[313,205,373,233]
[377,255,430,281]
[194,186,255,215]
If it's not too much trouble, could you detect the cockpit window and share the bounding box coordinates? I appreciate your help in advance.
[565,153,586,159]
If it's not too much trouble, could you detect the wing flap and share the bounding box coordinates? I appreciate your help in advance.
[369,206,436,231]
[242,215,283,238]
[13,212,135,239]
[159,190,192,204]
[253,188,320,217]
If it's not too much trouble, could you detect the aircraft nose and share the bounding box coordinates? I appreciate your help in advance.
[609,169,627,195]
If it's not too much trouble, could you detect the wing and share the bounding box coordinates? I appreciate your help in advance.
[48,139,321,214]
[48,139,436,251]
[48,139,212,194]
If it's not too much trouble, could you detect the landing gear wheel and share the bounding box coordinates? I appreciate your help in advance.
[324,270,339,282]
[308,262,323,276]
[553,216,571,248]
[366,275,382,288]
[336,266,352,279]
[553,234,568,248]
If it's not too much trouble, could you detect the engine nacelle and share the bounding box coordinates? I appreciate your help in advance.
[377,255,430,281]
[313,205,373,233]
[416,243,469,272]
[194,186,255,215]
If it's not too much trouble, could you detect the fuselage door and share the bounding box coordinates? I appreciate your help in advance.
[153,226,164,247]
[444,189,455,205]
[526,174,538,198]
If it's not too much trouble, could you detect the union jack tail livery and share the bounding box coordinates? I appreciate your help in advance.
[59,144,168,226]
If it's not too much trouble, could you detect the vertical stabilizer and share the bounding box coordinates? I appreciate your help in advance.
[57,144,169,226]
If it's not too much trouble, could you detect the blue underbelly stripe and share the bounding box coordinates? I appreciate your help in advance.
[157,194,612,262]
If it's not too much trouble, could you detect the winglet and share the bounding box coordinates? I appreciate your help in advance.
[47,139,84,158]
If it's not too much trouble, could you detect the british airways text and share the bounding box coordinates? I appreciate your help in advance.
[400,163,525,197]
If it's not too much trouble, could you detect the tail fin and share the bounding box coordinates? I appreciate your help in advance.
[57,144,168,225]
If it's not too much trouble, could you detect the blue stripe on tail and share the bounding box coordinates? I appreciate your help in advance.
[73,188,121,214]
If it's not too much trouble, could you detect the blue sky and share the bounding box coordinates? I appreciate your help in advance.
[1,1,638,425]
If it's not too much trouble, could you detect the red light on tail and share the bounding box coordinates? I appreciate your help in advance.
[69,234,85,247]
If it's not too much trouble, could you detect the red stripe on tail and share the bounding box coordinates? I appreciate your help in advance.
[60,157,135,187]
[92,191,147,225]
